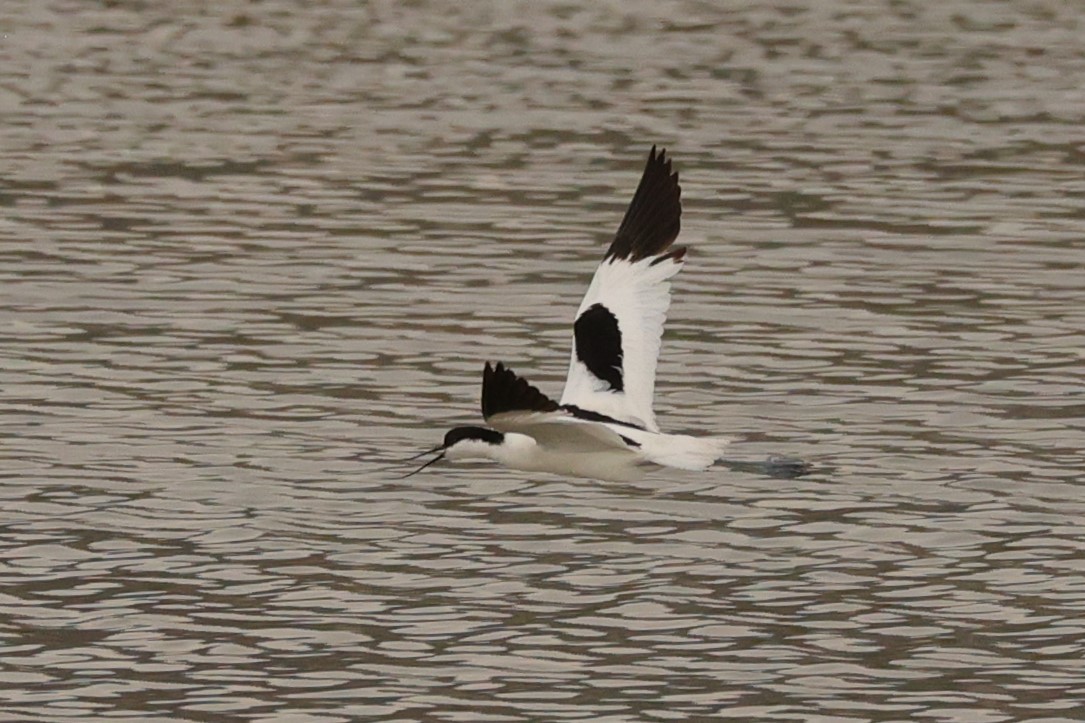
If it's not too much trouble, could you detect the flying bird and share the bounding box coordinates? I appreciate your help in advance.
[405,146,731,482]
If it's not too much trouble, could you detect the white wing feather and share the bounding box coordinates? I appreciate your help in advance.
[558,146,686,432]
[559,254,684,431]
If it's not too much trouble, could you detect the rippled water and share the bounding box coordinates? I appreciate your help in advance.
[3,1,1084,721]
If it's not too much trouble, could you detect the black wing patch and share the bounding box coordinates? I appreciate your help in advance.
[573,303,623,392]
[481,361,560,420]
[605,145,683,263]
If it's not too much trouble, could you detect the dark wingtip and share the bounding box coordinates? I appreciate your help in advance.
[650,245,687,266]
[604,145,682,263]
[481,361,559,420]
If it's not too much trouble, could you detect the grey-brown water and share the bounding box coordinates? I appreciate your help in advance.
[3,1,1084,721]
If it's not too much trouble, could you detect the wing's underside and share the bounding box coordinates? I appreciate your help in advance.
[559,146,686,432]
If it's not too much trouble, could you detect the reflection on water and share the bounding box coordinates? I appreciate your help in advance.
[3,0,1084,720]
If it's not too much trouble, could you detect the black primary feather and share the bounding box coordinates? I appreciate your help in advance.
[481,361,560,420]
[604,145,683,263]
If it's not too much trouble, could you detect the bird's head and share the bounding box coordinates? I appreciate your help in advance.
[399,426,505,477]
[441,426,505,460]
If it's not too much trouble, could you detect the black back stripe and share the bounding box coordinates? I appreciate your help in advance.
[561,404,646,430]
[573,303,623,392]
[481,361,559,420]
[604,145,682,263]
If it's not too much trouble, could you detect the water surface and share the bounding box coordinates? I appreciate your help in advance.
[2,1,1083,721]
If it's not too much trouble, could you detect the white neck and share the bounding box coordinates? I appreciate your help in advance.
[489,433,539,468]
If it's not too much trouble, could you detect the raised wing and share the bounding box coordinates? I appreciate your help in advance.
[559,146,686,432]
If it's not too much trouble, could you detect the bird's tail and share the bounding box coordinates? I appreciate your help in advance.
[641,434,731,471]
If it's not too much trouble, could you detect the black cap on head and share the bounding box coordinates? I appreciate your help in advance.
[443,426,504,448]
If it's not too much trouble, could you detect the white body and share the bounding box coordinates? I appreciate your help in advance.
[449,419,731,483]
